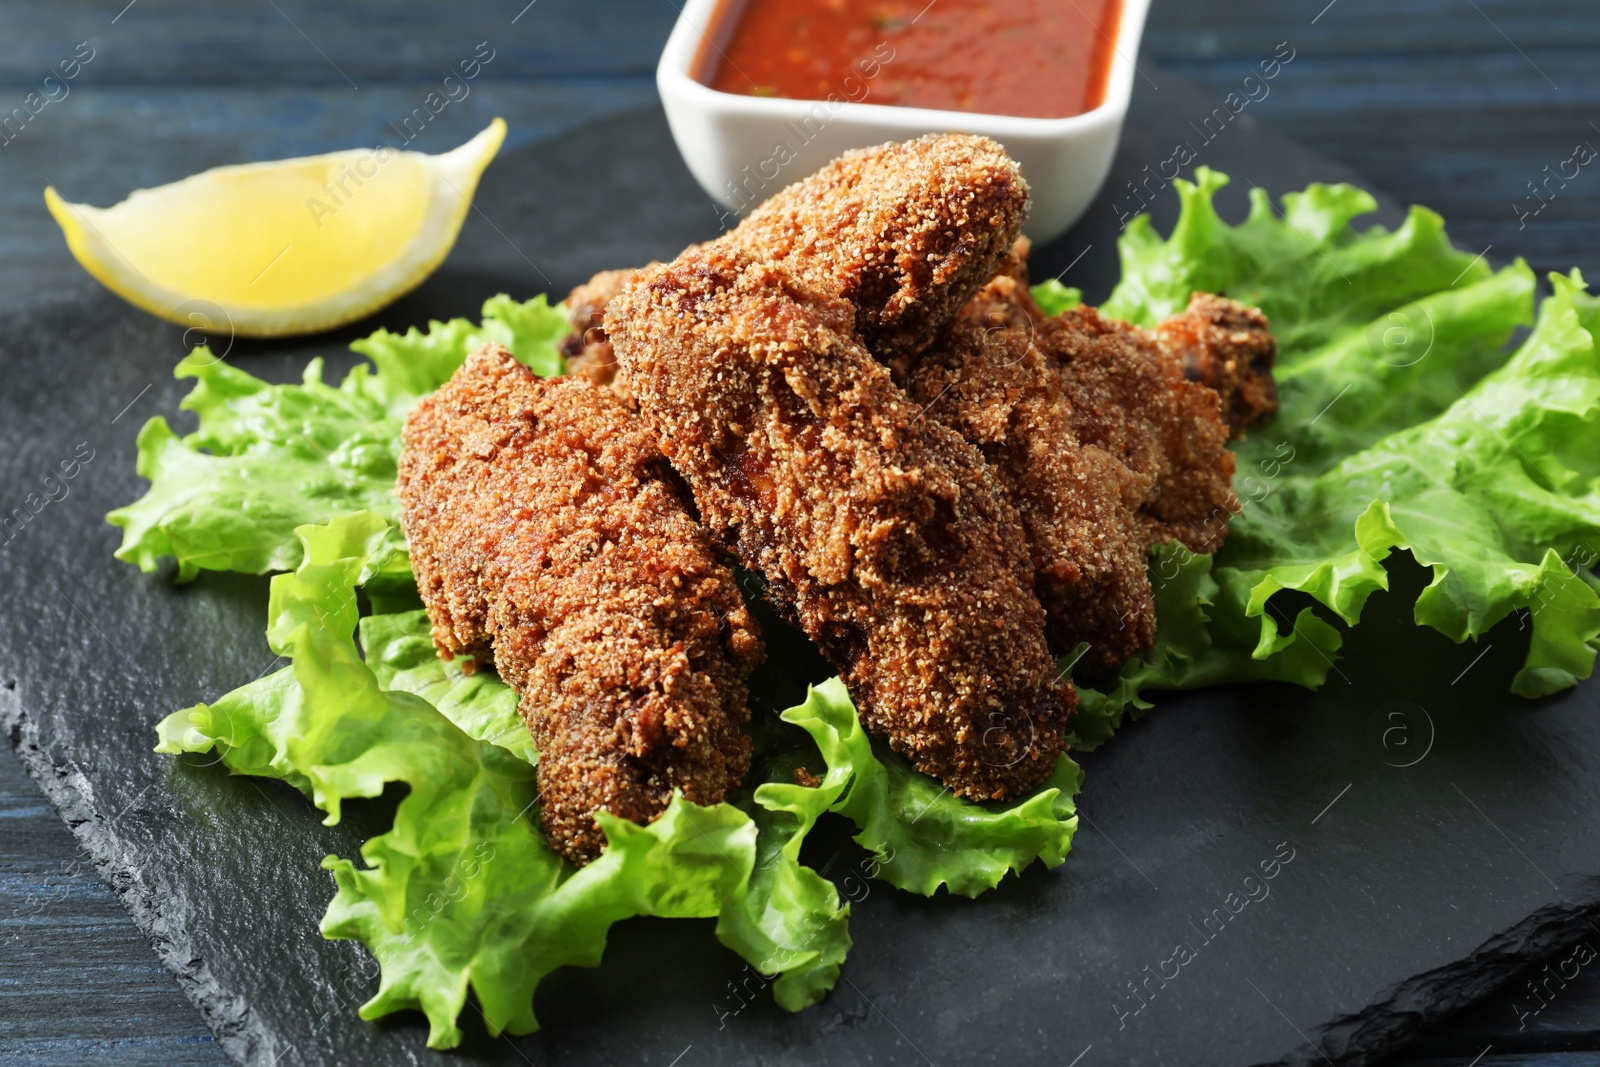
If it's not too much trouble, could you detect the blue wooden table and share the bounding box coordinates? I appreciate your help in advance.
[2,2,1597,1064]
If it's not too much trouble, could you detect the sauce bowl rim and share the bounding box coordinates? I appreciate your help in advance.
[656,0,1154,135]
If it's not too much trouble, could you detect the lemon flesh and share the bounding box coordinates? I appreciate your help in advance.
[46,118,505,337]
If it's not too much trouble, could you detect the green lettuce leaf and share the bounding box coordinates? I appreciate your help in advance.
[1102,167,1497,351]
[108,354,398,580]
[326,795,758,1050]
[357,608,535,765]
[109,294,567,580]
[156,512,851,1046]
[1071,545,1343,750]
[1077,168,1600,716]
[1220,273,1600,696]
[1029,278,1082,317]
[716,722,854,1011]
[780,678,1081,898]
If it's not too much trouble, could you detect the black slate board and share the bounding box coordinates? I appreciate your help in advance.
[5,75,1599,1067]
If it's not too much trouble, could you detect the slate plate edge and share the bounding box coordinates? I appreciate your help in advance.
[1306,884,1600,1066]
[3,93,1589,1067]
[3,691,274,1066]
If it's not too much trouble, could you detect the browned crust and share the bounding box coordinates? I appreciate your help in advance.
[607,244,1072,801]
[906,312,1156,679]
[1150,292,1280,436]
[906,243,1256,678]
[558,267,652,406]
[929,242,1243,556]
[1043,306,1239,555]
[725,133,1030,365]
[398,345,760,863]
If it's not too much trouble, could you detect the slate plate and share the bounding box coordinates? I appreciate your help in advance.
[5,75,1599,1067]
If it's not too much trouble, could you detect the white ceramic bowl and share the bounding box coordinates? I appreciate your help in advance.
[656,0,1152,244]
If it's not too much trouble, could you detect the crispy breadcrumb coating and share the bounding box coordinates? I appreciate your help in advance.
[607,245,1073,801]
[953,237,1042,327]
[932,239,1276,436]
[558,267,651,406]
[725,133,1029,365]
[1042,306,1239,554]
[905,309,1156,678]
[930,241,1244,556]
[1150,292,1279,435]
[398,345,760,864]
[907,243,1274,676]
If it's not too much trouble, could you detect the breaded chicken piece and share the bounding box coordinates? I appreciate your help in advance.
[905,311,1156,678]
[935,242,1243,555]
[558,266,653,405]
[725,133,1029,365]
[607,245,1073,801]
[936,239,1277,437]
[398,345,760,864]
[958,238,1045,330]
[1042,307,1239,554]
[907,244,1269,676]
[1150,292,1279,435]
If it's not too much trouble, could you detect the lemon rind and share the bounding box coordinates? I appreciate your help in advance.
[45,117,506,339]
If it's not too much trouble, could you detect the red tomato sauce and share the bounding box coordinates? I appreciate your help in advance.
[700,0,1123,120]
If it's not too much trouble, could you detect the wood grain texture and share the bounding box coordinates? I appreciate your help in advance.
[1,1,1596,1064]
[1,742,222,1066]
[0,0,675,84]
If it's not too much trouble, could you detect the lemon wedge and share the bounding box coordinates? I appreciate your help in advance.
[45,118,506,338]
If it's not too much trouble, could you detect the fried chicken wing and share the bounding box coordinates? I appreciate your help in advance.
[906,241,1273,676]
[725,133,1029,365]
[1042,307,1238,554]
[398,345,760,864]
[936,241,1244,555]
[558,266,658,405]
[905,310,1157,678]
[1150,292,1279,435]
[607,245,1072,801]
